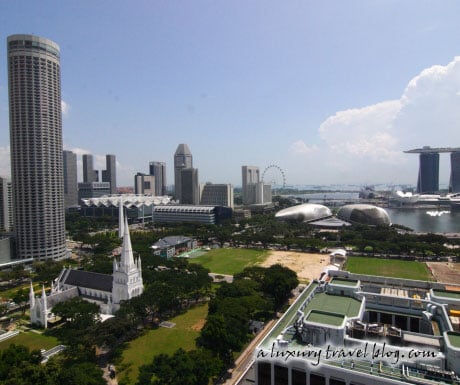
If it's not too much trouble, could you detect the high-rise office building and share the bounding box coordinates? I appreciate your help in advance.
[0,177,13,232]
[180,168,199,205]
[78,182,111,202]
[450,152,460,193]
[200,183,234,208]
[417,153,439,194]
[83,154,98,183]
[63,151,78,209]
[102,154,117,194]
[134,173,155,195]
[174,144,193,202]
[8,34,66,259]
[149,161,167,196]
[242,165,260,205]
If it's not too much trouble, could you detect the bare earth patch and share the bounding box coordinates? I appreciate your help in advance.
[426,262,460,285]
[258,251,328,282]
[190,319,205,332]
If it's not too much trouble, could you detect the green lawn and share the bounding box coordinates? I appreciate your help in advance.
[188,248,268,275]
[345,256,432,281]
[117,304,208,385]
[0,331,59,351]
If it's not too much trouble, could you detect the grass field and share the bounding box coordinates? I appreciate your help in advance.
[345,256,433,281]
[0,331,59,351]
[188,248,268,275]
[117,304,208,385]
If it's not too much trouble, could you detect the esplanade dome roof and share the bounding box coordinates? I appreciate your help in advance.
[336,204,391,226]
[275,203,332,222]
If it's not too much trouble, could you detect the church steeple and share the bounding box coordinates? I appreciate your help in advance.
[118,198,125,238]
[29,280,35,309]
[120,215,136,270]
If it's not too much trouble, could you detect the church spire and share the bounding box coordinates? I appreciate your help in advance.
[118,198,125,238]
[29,280,35,309]
[42,285,48,329]
[120,215,135,270]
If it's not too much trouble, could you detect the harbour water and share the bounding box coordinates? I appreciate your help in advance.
[386,208,460,234]
[292,192,460,233]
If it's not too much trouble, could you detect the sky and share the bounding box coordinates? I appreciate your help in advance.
[1,0,460,189]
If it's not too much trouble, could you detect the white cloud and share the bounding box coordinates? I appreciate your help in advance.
[297,56,460,184]
[61,100,70,117]
[289,140,318,155]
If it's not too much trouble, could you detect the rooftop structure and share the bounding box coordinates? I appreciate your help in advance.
[404,147,460,154]
[151,235,197,259]
[405,146,460,193]
[276,203,391,227]
[336,204,391,226]
[253,270,460,385]
[275,203,332,223]
[80,194,171,208]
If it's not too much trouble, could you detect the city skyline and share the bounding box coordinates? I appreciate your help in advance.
[1,2,460,187]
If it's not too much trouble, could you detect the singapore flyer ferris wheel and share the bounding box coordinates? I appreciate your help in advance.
[261,164,286,194]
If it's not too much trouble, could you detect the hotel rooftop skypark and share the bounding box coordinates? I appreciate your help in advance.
[253,271,460,385]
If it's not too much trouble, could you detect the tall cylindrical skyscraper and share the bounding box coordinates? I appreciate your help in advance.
[8,34,66,260]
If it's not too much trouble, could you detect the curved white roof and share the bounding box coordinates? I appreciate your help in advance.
[81,194,171,208]
[337,204,391,226]
[275,203,332,222]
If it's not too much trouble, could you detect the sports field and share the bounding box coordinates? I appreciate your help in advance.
[117,304,208,385]
[188,248,268,275]
[0,331,59,351]
[345,256,433,281]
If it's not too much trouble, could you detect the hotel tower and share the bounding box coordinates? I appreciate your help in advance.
[8,34,66,259]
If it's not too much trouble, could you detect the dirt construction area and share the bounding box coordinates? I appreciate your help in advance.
[260,252,460,285]
[426,262,460,285]
[258,251,329,282]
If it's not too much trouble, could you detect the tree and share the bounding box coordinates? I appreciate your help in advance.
[137,349,221,385]
[262,264,299,310]
[57,362,105,385]
[51,297,100,345]
[12,287,29,314]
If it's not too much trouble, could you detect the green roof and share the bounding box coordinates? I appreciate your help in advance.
[306,310,345,326]
[447,332,460,348]
[260,282,318,349]
[303,292,362,318]
[432,289,460,299]
[330,278,359,287]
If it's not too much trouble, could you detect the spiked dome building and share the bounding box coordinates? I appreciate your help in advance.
[30,207,143,328]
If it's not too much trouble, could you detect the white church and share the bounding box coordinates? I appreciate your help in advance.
[30,207,143,328]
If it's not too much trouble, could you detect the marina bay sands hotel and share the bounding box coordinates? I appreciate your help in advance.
[405,146,460,194]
